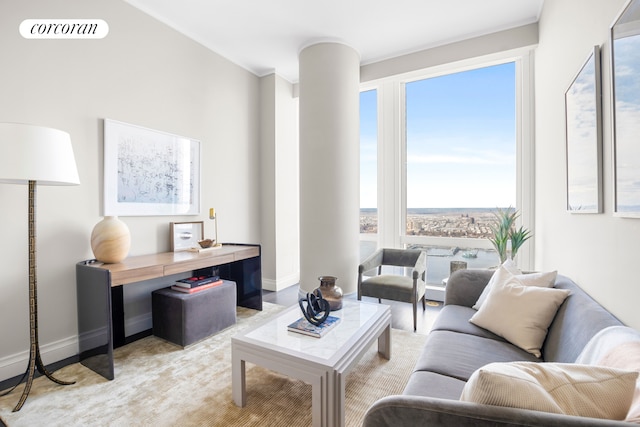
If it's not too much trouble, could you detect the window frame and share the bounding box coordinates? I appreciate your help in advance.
[359,86,381,246]
[360,50,535,271]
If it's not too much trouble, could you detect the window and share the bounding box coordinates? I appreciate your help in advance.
[405,63,516,222]
[404,63,516,283]
[360,89,378,260]
[359,55,533,287]
[360,89,378,234]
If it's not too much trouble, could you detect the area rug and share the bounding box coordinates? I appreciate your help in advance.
[0,302,427,426]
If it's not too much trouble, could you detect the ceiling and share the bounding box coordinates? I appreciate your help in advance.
[124,0,544,83]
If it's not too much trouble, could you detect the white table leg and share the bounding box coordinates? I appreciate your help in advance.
[232,354,246,407]
[334,371,346,427]
[378,323,391,359]
[311,374,325,427]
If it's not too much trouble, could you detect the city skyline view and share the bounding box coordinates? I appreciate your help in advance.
[360,207,505,238]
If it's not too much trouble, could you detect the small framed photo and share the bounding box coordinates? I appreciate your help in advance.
[170,221,204,251]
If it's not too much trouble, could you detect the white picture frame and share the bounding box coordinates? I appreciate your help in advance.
[103,119,200,216]
[565,46,603,214]
[170,221,204,251]
[611,0,640,217]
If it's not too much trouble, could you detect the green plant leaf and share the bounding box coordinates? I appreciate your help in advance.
[488,207,531,263]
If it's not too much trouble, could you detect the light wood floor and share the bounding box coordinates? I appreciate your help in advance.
[263,285,442,335]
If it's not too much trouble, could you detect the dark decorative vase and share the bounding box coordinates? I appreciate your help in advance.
[318,276,343,311]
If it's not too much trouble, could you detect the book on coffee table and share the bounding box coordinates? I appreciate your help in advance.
[287,315,340,338]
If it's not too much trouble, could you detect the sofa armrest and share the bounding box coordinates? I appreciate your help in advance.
[363,395,631,427]
[444,269,494,307]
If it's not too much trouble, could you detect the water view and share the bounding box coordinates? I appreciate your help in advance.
[360,208,504,285]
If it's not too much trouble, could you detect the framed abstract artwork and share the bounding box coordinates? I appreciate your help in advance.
[565,45,603,213]
[611,0,640,216]
[103,119,200,216]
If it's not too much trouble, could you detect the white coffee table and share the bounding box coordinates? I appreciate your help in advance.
[231,299,391,427]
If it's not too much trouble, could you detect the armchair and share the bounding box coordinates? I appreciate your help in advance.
[357,248,427,331]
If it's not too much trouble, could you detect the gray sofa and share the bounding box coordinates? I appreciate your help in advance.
[363,269,640,426]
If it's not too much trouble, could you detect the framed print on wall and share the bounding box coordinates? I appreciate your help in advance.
[103,119,201,216]
[565,45,603,213]
[170,221,204,251]
[612,0,640,216]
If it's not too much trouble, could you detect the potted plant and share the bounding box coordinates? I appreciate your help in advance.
[489,207,531,263]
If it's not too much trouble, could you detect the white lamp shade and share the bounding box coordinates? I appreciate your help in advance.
[0,123,80,185]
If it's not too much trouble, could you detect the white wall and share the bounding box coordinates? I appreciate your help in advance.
[273,76,300,290]
[260,76,277,285]
[0,0,261,381]
[535,0,639,329]
[259,73,300,291]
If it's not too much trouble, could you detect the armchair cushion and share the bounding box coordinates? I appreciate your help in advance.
[360,274,416,302]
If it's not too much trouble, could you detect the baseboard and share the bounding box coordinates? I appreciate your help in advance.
[125,312,153,337]
[0,311,153,385]
[262,272,300,292]
[0,353,78,398]
[0,335,78,384]
[425,285,445,302]
[78,325,109,353]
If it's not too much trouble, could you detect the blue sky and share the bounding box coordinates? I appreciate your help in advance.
[360,62,516,209]
[360,89,378,208]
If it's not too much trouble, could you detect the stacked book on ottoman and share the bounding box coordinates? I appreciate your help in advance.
[152,279,237,347]
[170,275,223,294]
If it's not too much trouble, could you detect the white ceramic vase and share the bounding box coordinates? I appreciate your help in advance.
[90,216,131,263]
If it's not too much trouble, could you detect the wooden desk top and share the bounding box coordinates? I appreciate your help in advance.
[83,244,259,286]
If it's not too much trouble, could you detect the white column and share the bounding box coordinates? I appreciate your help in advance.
[298,42,360,295]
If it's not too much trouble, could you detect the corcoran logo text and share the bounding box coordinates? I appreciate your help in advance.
[20,19,109,39]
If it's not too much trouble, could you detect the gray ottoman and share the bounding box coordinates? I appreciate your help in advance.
[152,279,237,347]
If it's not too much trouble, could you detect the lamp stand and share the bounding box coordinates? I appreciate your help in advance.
[213,214,221,247]
[209,209,222,248]
[12,181,75,411]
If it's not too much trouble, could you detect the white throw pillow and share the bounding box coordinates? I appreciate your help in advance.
[473,265,518,310]
[460,362,638,420]
[472,264,557,311]
[469,271,569,357]
[501,258,521,275]
[575,326,640,422]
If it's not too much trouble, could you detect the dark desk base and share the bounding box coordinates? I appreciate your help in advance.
[76,245,262,380]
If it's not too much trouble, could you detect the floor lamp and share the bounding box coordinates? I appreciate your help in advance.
[0,123,80,411]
